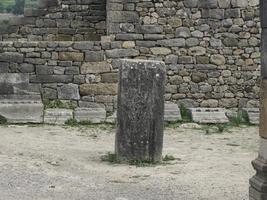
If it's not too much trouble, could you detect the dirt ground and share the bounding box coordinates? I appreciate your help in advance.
[0,124,259,200]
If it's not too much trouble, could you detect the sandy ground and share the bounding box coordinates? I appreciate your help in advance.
[0,124,259,200]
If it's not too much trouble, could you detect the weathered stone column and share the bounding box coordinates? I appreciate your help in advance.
[249,1,267,199]
[115,59,166,163]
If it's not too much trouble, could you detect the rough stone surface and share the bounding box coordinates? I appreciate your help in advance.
[58,84,80,100]
[164,102,182,122]
[81,62,111,74]
[80,83,117,96]
[106,111,117,124]
[74,107,106,124]
[189,108,229,124]
[116,59,166,162]
[44,109,73,125]
[58,52,84,62]
[0,73,30,95]
[260,80,267,139]
[243,108,259,125]
[0,95,43,123]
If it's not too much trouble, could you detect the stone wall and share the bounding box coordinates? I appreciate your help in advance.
[0,0,106,41]
[107,0,261,108]
[0,40,140,112]
[0,0,262,110]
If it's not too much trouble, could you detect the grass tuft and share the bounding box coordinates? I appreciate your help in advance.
[179,103,192,122]
[162,154,176,161]
[64,118,79,127]
[45,100,65,109]
[101,152,118,164]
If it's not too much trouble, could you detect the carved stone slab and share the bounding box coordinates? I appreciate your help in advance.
[189,108,229,124]
[164,102,182,122]
[243,108,259,125]
[74,107,106,124]
[116,59,166,162]
[44,109,73,125]
[0,95,43,123]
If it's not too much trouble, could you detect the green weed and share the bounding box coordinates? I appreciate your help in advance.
[162,154,176,161]
[179,103,192,122]
[64,118,79,127]
[101,152,118,164]
[45,100,65,109]
[0,115,7,125]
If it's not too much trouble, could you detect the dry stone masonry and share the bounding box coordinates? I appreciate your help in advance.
[0,0,262,123]
[0,0,107,41]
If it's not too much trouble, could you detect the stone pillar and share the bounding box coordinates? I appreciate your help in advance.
[115,59,166,163]
[249,1,267,199]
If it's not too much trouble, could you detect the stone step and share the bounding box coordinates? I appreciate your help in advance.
[0,95,43,123]
[189,108,229,124]
[164,102,182,122]
[44,109,73,125]
[74,107,106,124]
[243,108,259,125]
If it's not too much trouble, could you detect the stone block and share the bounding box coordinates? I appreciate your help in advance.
[101,73,118,83]
[58,84,80,100]
[81,62,111,74]
[44,109,73,125]
[158,38,186,47]
[136,25,163,34]
[30,75,73,83]
[0,73,30,95]
[74,107,106,124]
[231,0,248,8]
[0,52,24,63]
[73,42,94,50]
[0,95,43,123]
[198,0,218,8]
[164,102,182,122]
[107,11,139,23]
[58,52,84,61]
[243,108,259,125]
[184,0,198,7]
[150,47,171,55]
[189,108,229,124]
[80,83,117,96]
[85,51,104,62]
[106,49,139,58]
